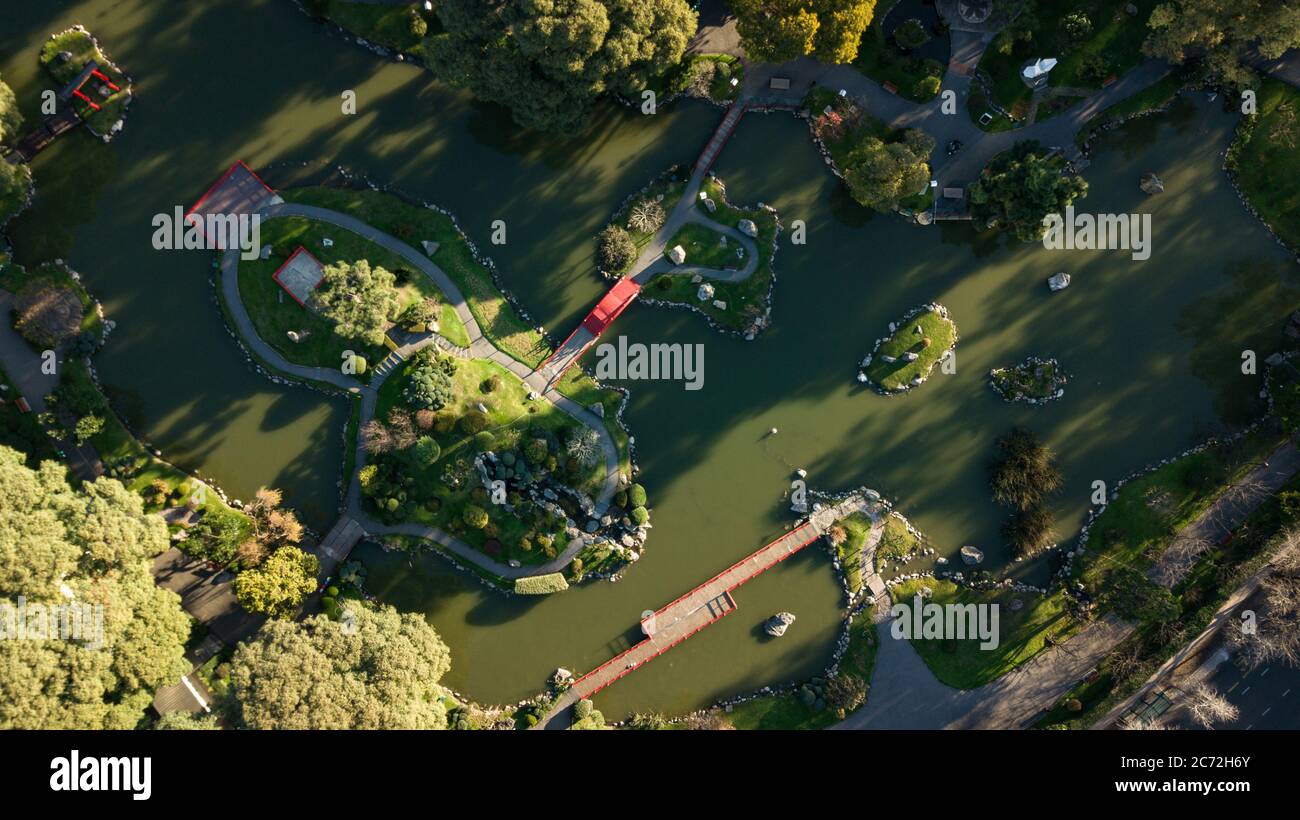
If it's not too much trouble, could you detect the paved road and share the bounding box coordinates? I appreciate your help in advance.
[1173,656,1300,730]
[219,200,625,581]
[0,290,102,480]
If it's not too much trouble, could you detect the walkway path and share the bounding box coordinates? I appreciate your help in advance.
[537,496,869,728]
[209,165,625,582]
[0,290,103,481]
[838,438,1300,729]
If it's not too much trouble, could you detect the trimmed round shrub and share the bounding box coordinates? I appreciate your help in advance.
[628,484,647,507]
[630,506,649,525]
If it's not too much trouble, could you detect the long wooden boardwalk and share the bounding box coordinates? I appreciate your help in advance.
[537,499,862,727]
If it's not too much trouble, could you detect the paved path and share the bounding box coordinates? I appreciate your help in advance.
[213,182,626,582]
[838,438,1300,729]
[0,290,103,481]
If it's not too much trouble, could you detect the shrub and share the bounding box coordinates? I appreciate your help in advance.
[914,75,942,98]
[409,9,428,37]
[413,435,441,464]
[630,506,649,525]
[459,411,489,434]
[574,699,594,719]
[596,225,637,272]
[628,484,647,507]
[480,374,502,394]
[403,348,457,410]
[893,19,929,50]
[462,504,489,529]
[523,438,549,464]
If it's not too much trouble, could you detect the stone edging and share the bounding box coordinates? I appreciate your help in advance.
[989,355,1069,404]
[856,302,958,395]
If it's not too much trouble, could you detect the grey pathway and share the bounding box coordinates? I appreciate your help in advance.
[0,290,103,480]
[218,200,625,581]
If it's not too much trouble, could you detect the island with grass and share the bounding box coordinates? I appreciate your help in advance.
[857,303,957,393]
[39,26,132,140]
[989,356,1069,404]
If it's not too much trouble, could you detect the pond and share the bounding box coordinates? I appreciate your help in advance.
[2,1,1292,718]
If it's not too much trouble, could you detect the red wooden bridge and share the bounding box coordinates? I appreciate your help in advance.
[537,500,860,727]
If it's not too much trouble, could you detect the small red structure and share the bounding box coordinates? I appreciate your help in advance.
[582,277,640,334]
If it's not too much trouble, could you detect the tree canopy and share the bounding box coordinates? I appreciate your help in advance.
[969,141,1088,242]
[731,0,878,64]
[1145,0,1300,87]
[0,446,190,729]
[427,0,698,132]
[0,72,21,145]
[233,545,318,618]
[842,129,934,211]
[228,605,452,729]
[315,259,400,348]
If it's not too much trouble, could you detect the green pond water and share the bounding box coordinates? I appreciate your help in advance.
[3,1,1293,718]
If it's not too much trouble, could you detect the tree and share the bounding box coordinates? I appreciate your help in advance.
[627,199,665,233]
[824,673,867,717]
[0,155,30,225]
[731,0,878,64]
[969,141,1089,242]
[427,0,698,132]
[1183,681,1239,728]
[597,225,637,272]
[155,711,219,730]
[413,435,441,464]
[842,130,934,211]
[462,504,489,530]
[228,605,452,729]
[245,487,304,551]
[402,348,457,410]
[0,72,22,145]
[988,427,1063,511]
[186,506,252,564]
[1000,502,1056,558]
[233,545,319,618]
[0,446,190,729]
[73,414,105,444]
[1228,530,1300,669]
[1144,1,1300,89]
[315,259,400,347]
[400,297,439,332]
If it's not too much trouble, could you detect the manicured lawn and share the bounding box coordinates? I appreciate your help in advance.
[283,187,549,367]
[852,0,945,102]
[668,223,747,271]
[39,28,131,136]
[724,609,880,729]
[877,515,918,562]
[237,215,461,383]
[646,176,778,333]
[552,366,632,480]
[891,578,1079,690]
[1230,77,1300,250]
[861,306,955,391]
[317,1,436,55]
[974,0,1159,124]
[1071,431,1281,597]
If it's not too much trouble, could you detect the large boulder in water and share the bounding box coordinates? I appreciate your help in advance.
[764,612,796,637]
[1139,172,1164,195]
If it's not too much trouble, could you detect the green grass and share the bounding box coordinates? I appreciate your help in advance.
[877,515,918,562]
[602,170,689,277]
[973,0,1159,126]
[891,578,1079,690]
[1229,77,1300,251]
[39,29,131,136]
[834,511,876,593]
[851,0,944,102]
[1075,70,1185,147]
[237,215,460,382]
[0,260,103,341]
[724,609,880,729]
[643,54,744,104]
[667,223,747,270]
[316,1,436,55]
[282,187,549,367]
[1072,431,1281,597]
[861,307,955,391]
[646,176,778,333]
